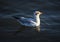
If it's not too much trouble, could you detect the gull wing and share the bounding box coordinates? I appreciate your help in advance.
[13,16,36,26]
[19,17,36,24]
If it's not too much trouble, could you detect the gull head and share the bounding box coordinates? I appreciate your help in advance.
[34,11,42,15]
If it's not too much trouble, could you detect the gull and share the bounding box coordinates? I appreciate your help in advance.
[13,11,42,32]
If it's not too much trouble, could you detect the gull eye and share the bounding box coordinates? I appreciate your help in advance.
[35,14,37,15]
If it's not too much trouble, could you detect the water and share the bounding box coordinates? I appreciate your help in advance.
[0,0,60,42]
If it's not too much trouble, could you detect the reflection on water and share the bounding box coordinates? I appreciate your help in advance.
[35,26,40,32]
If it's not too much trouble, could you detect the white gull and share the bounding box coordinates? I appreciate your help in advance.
[13,11,42,32]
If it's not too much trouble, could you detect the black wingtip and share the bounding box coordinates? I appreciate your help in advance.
[13,16,19,19]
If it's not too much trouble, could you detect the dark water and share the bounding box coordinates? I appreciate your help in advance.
[0,0,60,42]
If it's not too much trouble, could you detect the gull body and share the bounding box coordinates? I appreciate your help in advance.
[13,11,42,27]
